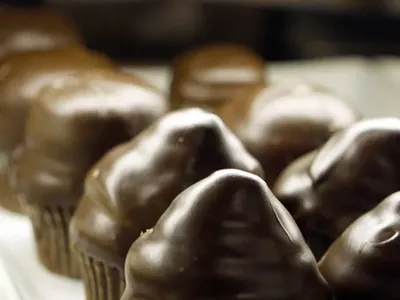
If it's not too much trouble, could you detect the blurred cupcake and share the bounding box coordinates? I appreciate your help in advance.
[220,81,360,186]
[170,43,266,113]
[274,118,400,259]
[0,6,82,59]
[70,109,263,300]
[122,169,331,300]
[10,69,167,277]
[0,47,114,213]
[319,191,400,300]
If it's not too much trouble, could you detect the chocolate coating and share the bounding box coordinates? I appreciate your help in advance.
[70,109,263,269]
[274,118,400,258]
[319,191,400,300]
[121,169,331,300]
[11,69,167,210]
[0,6,81,59]
[0,47,115,153]
[220,81,361,185]
[0,47,114,212]
[170,44,266,113]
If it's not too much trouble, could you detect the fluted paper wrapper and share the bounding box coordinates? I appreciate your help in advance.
[0,153,22,213]
[25,203,80,278]
[74,250,125,300]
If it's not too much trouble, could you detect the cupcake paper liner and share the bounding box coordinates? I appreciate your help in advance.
[0,153,22,213]
[75,250,125,300]
[25,203,80,278]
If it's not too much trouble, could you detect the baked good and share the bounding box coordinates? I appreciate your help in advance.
[170,43,266,113]
[274,118,400,259]
[220,81,361,185]
[121,169,332,300]
[70,109,264,300]
[319,191,400,300]
[0,47,114,213]
[10,69,167,278]
[0,6,81,59]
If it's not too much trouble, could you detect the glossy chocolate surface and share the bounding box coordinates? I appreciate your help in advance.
[220,81,361,185]
[70,109,264,268]
[0,47,114,211]
[274,118,400,258]
[121,169,331,300]
[0,47,114,153]
[319,191,400,300]
[0,6,81,59]
[170,44,266,113]
[11,69,167,210]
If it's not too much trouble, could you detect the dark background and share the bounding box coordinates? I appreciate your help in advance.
[3,0,400,63]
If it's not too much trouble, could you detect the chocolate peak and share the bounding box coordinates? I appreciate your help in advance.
[153,108,259,180]
[310,117,400,182]
[220,81,360,186]
[319,191,400,300]
[70,109,264,269]
[170,43,266,113]
[274,117,400,259]
[156,107,226,141]
[122,169,331,300]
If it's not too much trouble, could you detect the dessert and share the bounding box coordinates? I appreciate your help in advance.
[0,47,114,213]
[274,118,400,259]
[70,109,263,300]
[0,6,82,59]
[121,169,332,300]
[170,43,266,113]
[220,81,361,186]
[319,191,400,300]
[10,69,167,278]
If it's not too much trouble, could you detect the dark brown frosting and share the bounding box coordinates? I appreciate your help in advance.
[121,169,332,300]
[319,191,400,300]
[220,81,361,186]
[70,109,264,269]
[170,43,266,113]
[0,47,115,153]
[0,6,82,59]
[0,47,114,211]
[10,69,167,211]
[274,118,400,259]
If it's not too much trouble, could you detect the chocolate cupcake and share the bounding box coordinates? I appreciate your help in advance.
[121,169,332,300]
[0,6,81,59]
[10,69,167,278]
[69,109,264,300]
[220,81,361,186]
[319,191,400,300]
[274,118,400,259]
[0,47,114,213]
[170,43,266,113]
